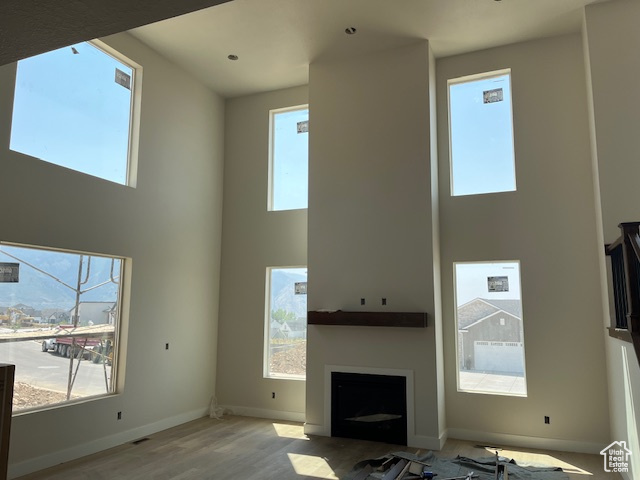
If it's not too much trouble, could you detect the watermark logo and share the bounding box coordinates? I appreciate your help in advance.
[600,441,631,473]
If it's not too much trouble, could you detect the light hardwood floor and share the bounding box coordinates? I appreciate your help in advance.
[16,415,618,479]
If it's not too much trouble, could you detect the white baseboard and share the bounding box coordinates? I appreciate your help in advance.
[439,429,449,450]
[407,433,445,451]
[303,422,328,436]
[8,407,209,479]
[408,429,448,451]
[448,428,605,455]
[221,405,305,423]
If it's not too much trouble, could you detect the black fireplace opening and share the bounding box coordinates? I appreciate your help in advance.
[331,372,407,445]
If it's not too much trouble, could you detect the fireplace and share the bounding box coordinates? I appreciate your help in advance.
[331,371,407,445]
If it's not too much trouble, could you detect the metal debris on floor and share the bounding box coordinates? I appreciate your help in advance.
[344,451,568,480]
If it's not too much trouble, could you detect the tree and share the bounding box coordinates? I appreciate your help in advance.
[271,308,297,324]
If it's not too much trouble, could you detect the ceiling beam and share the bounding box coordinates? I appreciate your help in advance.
[0,0,231,66]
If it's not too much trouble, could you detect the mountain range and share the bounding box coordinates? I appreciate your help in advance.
[0,245,120,311]
[271,269,307,320]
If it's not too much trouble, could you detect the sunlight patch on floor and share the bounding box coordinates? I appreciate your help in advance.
[481,447,594,476]
[272,422,309,440]
[287,453,338,479]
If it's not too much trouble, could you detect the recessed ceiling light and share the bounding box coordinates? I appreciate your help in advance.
[227,54,239,61]
[345,27,357,35]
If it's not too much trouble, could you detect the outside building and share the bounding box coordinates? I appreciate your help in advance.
[68,302,116,326]
[457,298,524,374]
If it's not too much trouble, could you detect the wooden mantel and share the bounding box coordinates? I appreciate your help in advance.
[307,311,427,328]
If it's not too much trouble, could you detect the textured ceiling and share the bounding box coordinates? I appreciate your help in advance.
[130,0,607,98]
[0,0,231,66]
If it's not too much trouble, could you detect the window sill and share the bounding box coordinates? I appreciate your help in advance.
[264,374,306,382]
[608,327,632,343]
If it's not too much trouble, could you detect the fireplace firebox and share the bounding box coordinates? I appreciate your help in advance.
[331,372,407,445]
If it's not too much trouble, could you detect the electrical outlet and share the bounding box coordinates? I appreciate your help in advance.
[272,392,276,399]
[117,411,122,420]
[165,343,169,350]
[360,298,365,306]
[382,298,387,306]
[544,416,550,424]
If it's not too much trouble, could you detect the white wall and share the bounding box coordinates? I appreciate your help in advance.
[437,33,610,452]
[306,41,445,447]
[216,86,308,420]
[584,0,640,477]
[0,32,225,477]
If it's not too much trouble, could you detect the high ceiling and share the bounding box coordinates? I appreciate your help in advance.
[130,0,607,98]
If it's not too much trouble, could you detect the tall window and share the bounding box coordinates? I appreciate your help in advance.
[454,261,527,396]
[10,41,138,186]
[0,243,125,412]
[269,106,309,211]
[264,267,307,379]
[448,70,516,196]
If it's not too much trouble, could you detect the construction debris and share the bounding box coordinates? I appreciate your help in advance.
[494,451,508,480]
[350,453,478,480]
[346,450,567,480]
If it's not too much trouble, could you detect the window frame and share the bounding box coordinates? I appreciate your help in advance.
[263,265,307,381]
[0,241,128,414]
[447,68,516,197]
[9,39,142,187]
[453,260,527,397]
[267,104,309,212]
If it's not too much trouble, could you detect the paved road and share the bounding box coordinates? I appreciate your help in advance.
[459,370,526,395]
[0,340,112,396]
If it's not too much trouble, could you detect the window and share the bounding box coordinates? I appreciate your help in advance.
[0,243,125,412]
[264,267,307,379]
[268,106,309,211]
[10,41,138,186]
[448,70,516,196]
[454,261,527,396]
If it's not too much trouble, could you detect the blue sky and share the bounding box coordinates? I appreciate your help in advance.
[271,108,309,211]
[449,73,516,196]
[455,261,521,307]
[10,42,133,185]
